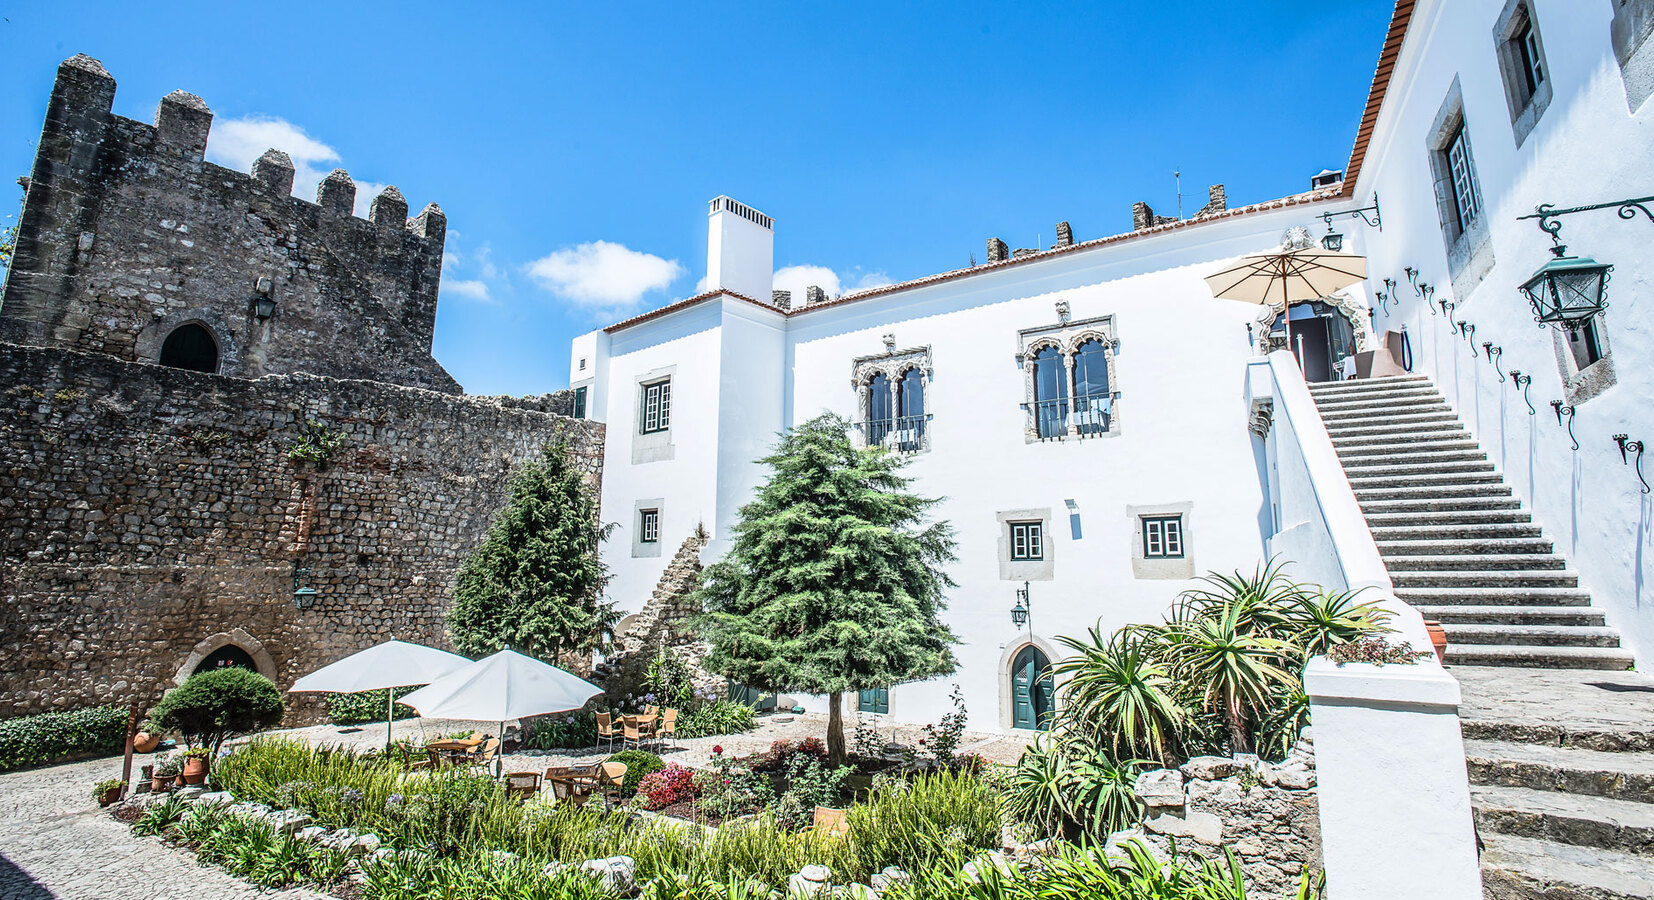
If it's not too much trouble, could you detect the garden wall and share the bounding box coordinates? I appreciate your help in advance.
[0,342,602,720]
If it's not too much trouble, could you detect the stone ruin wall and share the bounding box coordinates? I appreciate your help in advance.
[0,342,603,720]
[595,528,724,702]
[0,54,458,393]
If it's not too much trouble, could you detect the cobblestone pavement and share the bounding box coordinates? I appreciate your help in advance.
[0,753,326,900]
[0,713,1031,899]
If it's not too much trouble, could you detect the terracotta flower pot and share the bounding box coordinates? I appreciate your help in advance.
[133,732,160,754]
[98,785,124,806]
[1424,620,1448,664]
[151,775,173,793]
[181,757,209,785]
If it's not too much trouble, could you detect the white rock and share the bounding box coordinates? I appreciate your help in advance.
[542,860,569,880]
[799,865,831,882]
[580,856,637,894]
[349,833,382,855]
[1180,756,1244,781]
[841,884,878,900]
[322,828,359,850]
[1299,726,1314,744]
[268,810,312,834]
[296,826,330,842]
[1103,828,1167,868]
[1133,769,1185,808]
[1272,768,1316,790]
[962,851,1012,884]
[196,791,234,807]
[788,874,830,898]
[1144,810,1223,845]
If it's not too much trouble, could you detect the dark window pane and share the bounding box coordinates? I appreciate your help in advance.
[159,323,219,373]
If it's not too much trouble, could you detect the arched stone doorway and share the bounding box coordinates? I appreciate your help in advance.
[1254,290,1373,383]
[999,638,1057,731]
[175,628,277,686]
[159,322,220,373]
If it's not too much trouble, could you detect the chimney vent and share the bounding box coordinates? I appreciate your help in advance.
[772,289,792,311]
[805,285,828,306]
[1054,221,1073,248]
[986,238,1008,263]
[1311,168,1345,189]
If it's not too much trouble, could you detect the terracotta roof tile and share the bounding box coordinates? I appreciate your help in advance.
[1342,1,1416,196]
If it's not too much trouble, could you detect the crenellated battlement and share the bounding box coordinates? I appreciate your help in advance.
[0,54,458,393]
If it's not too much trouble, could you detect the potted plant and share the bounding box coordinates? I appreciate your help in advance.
[151,755,180,793]
[94,778,126,807]
[180,748,211,785]
[133,720,162,754]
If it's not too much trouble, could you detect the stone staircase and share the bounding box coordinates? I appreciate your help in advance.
[1307,375,1632,670]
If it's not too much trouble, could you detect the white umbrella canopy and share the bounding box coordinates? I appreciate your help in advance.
[287,640,472,752]
[1205,245,1369,365]
[398,649,604,775]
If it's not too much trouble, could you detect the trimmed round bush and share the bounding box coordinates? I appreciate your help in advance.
[0,706,126,772]
[606,749,664,794]
[150,667,284,754]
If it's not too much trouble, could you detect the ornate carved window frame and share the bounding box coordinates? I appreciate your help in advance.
[850,344,933,453]
[1014,312,1120,444]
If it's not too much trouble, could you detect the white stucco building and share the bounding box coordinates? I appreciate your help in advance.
[569,0,1653,737]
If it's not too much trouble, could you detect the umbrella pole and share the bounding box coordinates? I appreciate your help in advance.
[386,690,395,756]
[498,719,505,778]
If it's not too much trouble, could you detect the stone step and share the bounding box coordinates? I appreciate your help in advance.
[1444,623,1620,648]
[1397,587,1594,607]
[1446,644,1634,669]
[1473,784,1654,856]
[1308,375,1433,396]
[1416,605,1606,626]
[1337,438,1482,458]
[1391,569,1578,588]
[1355,483,1513,502]
[1327,421,1467,441]
[1384,553,1565,571]
[1324,414,1464,434]
[1467,739,1654,804]
[1365,508,1532,527]
[1340,459,1497,478]
[1371,522,1544,541]
[1340,448,1490,468]
[1479,833,1654,900]
[1349,473,1507,493]
[1378,538,1555,557]
[1315,399,1449,419]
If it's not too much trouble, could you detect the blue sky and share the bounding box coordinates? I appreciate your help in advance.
[0,2,1393,396]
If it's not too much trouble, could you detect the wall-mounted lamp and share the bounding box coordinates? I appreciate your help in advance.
[1513,198,1648,335]
[1010,581,1031,630]
[1612,434,1650,494]
[1318,194,1382,252]
[252,276,277,322]
[292,564,318,611]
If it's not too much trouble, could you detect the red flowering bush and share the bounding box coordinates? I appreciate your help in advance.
[637,763,699,810]
[796,737,826,758]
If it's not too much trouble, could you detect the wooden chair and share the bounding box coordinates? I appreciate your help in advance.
[635,714,658,749]
[622,717,644,750]
[813,806,850,838]
[596,761,628,806]
[469,738,501,773]
[644,705,660,719]
[595,712,617,752]
[544,765,597,806]
[657,709,679,750]
[503,771,541,801]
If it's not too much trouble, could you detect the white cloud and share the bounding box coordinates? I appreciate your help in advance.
[772,265,893,303]
[526,241,685,315]
[442,279,493,302]
[206,116,391,218]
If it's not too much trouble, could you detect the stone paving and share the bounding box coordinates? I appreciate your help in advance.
[0,712,1031,899]
[1453,664,1654,738]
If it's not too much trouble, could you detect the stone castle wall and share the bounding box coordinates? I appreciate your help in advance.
[0,55,458,393]
[0,342,602,719]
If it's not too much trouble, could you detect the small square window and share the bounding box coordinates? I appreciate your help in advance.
[641,380,671,434]
[639,508,659,544]
[1010,521,1044,561]
[579,357,587,371]
[1142,516,1184,559]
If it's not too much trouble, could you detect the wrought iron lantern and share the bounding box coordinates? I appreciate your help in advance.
[1319,224,1344,252]
[1519,245,1611,333]
[252,296,278,322]
[292,565,318,610]
[1010,581,1031,629]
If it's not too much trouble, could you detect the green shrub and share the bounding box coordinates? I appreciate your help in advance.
[151,668,284,754]
[325,686,418,725]
[523,710,598,750]
[606,749,664,794]
[0,705,126,772]
[676,699,759,739]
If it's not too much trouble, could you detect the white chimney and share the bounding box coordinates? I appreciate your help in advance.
[706,195,774,302]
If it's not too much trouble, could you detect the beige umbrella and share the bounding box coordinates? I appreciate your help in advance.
[1205,241,1368,366]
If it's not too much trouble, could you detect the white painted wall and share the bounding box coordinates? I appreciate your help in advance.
[1353,0,1654,660]
[707,197,775,302]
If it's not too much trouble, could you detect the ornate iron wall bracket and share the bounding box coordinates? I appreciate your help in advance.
[1440,299,1455,327]
[1422,284,1436,315]
[1519,196,1654,241]
[1483,343,1504,378]
[1459,322,1475,353]
[1612,434,1650,494]
[1406,266,1420,294]
[1510,371,1535,415]
[1551,401,1579,451]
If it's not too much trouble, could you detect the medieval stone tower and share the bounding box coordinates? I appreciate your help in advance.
[0,56,602,720]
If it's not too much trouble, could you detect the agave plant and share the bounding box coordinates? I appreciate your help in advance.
[1161,598,1296,755]
[1282,588,1392,657]
[1053,627,1185,763]
[1174,559,1306,638]
[1002,735,1146,842]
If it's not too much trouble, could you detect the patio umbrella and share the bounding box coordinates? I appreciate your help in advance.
[396,648,604,775]
[288,640,471,752]
[1205,241,1368,367]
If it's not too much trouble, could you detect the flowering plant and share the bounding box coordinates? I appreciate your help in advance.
[636,763,699,810]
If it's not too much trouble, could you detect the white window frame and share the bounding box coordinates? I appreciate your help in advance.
[1010,521,1044,561]
[639,508,660,544]
[1446,126,1481,233]
[1142,515,1184,559]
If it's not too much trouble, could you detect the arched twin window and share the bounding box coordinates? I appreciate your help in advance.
[863,368,927,452]
[1030,339,1111,440]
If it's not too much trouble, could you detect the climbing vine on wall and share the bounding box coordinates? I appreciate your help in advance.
[286,419,345,469]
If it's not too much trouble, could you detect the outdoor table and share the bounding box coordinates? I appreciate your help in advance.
[427,738,484,764]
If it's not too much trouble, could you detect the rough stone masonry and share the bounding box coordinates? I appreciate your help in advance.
[0,56,604,720]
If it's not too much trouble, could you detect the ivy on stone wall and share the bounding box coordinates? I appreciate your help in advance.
[286,419,345,469]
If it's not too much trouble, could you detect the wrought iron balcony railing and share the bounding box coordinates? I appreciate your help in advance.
[853,414,928,453]
[1026,391,1113,441]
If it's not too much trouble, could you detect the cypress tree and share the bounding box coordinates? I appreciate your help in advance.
[447,441,617,665]
[698,413,958,764]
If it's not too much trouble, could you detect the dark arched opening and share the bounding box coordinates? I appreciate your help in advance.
[192,644,258,677]
[1010,644,1054,731]
[160,323,219,373]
